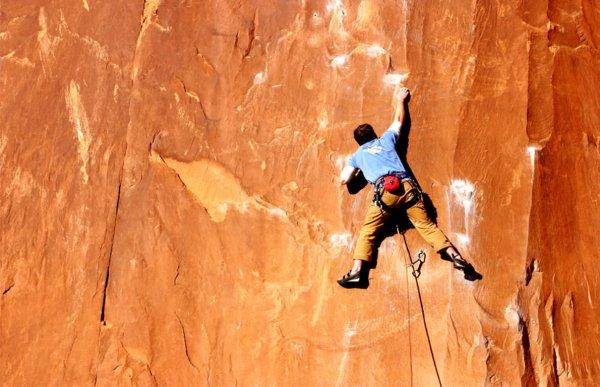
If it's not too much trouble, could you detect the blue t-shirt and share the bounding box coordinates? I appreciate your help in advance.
[348,130,407,183]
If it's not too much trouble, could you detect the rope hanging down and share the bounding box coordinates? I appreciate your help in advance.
[398,228,443,387]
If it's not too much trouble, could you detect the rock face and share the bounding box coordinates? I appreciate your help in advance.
[1,1,599,385]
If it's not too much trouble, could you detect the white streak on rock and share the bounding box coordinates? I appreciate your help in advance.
[455,233,470,246]
[527,145,540,169]
[334,155,351,171]
[326,0,346,14]
[504,305,521,327]
[450,179,475,213]
[37,7,60,68]
[449,179,476,249]
[254,71,266,85]
[65,80,91,183]
[364,44,387,57]
[265,207,288,218]
[1,51,34,68]
[186,91,200,102]
[330,233,353,249]
[331,55,348,68]
[336,320,358,387]
[383,72,410,86]
[318,110,329,129]
[83,0,90,11]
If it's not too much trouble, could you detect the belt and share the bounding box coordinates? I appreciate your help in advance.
[374,171,412,187]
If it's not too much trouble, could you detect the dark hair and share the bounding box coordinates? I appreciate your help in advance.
[354,123,377,145]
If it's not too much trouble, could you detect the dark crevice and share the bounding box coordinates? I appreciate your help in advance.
[176,314,199,371]
[174,261,181,285]
[100,180,122,323]
[242,12,256,58]
[2,284,14,295]
[552,347,561,384]
[519,317,536,385]
[525,258,536,286]
[99,266,110,323]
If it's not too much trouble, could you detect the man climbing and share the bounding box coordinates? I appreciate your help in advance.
[337,87,481,288]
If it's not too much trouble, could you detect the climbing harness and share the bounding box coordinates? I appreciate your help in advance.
[399,228,443,387]
[373,172,422,214]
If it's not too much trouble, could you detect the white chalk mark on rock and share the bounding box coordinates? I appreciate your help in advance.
[450,179,475,213]
[504,305,521,328]
[326,0,347,36]
[265,207,288,218]
[364,44,387,57]
[527,145,540,169]
[449,179,476,249]
[334,154,352,172]
[253,71,266,85]
[65,80,91,183]
[326,0,346,14]
[330,233,353,249]
[383,72,410,86]
[318,110,329,130]
[186,91,200,102]
[331,55,348,68]
[455,233,470,246]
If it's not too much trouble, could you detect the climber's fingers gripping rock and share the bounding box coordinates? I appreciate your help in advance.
[395,86,410,102]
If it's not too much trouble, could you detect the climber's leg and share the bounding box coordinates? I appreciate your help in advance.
[338,191,399,288]
[404,194,480,280]
[352,202,390,263]
[405,197,452,252]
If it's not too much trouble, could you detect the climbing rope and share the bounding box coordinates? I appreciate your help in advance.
[399,228,443,387]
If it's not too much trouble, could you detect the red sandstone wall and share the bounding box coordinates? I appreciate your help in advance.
[1,1,599,385]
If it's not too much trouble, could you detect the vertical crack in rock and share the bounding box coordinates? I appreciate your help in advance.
[95,0,161,379]
[238,10,257,58]
[132,0,161,82]
[173,261,181,285]
[99,180,122,323]
[519,315,536,385]
[176,315,199,372]
[99,0,161,320]
[518,0,555,384]
[552,347,560,384]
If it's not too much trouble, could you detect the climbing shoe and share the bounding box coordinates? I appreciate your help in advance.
[337,266,369,289]
[440,251,482,281]
[462,264,483,281]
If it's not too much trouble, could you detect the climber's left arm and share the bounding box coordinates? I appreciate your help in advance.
[340,165,358,185]
[388,87,410,136]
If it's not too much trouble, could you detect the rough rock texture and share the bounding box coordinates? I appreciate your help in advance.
[1,0,599,385]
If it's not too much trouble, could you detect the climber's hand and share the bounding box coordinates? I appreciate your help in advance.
[396,87,410,102]
[340,165,357,185]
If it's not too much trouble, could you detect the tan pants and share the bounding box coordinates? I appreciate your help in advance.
[353,181,452,261]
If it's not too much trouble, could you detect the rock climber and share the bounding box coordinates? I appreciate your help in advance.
[337,87,481,288]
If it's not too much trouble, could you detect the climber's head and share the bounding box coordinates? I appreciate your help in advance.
[354,123,377,145]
